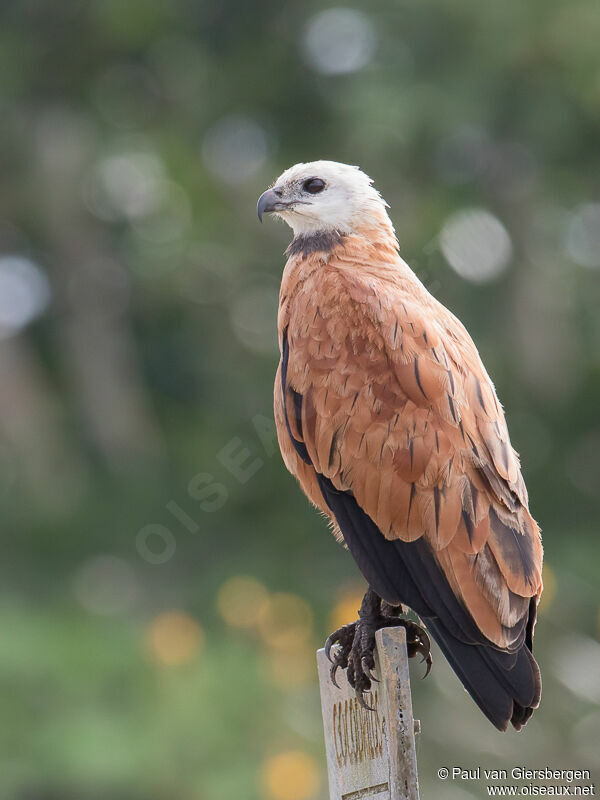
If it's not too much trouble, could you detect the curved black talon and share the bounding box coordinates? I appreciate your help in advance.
[326,623,356,686]
[422,655,433,678]
[324,588,433,709]
[330,662,341,688]
[325,637,334,664]
[361,656,379,683]
[330,650,348,687]
[325,631,337,663]
[356,690,374,711]
[403,619,433,678]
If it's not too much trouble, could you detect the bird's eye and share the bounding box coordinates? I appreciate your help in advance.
[303,178,325,194]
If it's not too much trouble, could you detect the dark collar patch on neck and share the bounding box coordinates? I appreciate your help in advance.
[286,230,345,258]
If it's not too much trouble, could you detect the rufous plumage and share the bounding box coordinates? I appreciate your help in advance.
[258,161,542,731]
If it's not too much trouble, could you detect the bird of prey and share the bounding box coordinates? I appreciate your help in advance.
[257,161,542,731]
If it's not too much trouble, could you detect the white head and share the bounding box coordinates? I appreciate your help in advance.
[257,160,394,240]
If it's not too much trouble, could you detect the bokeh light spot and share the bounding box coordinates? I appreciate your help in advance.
[131,180,191,243]
[146,611,204,665]
[217,575,269,629]
[202,115,270,184]
[303,9,376,75]
[84,149,166,221]
[537,564,556,615]
[440,208,513,284]
[329,582,365,631]
[261,750,320,800]
[564,203,600,269]
[257,593,313,651]
[0,255,51,338]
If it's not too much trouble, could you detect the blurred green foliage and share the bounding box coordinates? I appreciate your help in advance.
[0,1,599,798]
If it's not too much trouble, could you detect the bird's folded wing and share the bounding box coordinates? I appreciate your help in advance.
[275,258,542,650]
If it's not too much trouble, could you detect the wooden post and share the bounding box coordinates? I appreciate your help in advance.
[316,627,420,800]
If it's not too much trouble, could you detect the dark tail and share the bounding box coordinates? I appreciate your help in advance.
[317,474,542,731]
[424,610,541,731]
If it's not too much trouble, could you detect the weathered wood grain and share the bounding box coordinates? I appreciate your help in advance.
[317,627,420,800]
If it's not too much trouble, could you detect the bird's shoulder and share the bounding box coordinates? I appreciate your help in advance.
[281,242,478,424]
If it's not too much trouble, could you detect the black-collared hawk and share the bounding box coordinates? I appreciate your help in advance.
[257,160,542,731]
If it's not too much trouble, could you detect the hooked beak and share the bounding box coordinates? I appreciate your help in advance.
[257,188,286,222]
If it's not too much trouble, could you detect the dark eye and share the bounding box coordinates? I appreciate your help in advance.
[303,178,325,194]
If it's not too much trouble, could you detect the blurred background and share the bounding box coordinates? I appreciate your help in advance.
[1,1,599,798]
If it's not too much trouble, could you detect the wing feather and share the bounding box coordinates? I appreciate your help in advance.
[275,242,542,657]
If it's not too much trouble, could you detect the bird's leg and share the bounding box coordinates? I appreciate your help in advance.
[325,587,432,709]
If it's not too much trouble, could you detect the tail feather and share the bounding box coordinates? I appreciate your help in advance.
[317,474,541,731]
[425,618,513,730]
[425,617,541,731]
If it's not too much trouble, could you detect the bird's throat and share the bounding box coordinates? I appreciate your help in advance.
[285,230,346,259]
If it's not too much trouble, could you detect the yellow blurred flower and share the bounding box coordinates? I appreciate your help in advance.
[261,750,320,800]
[257,593,313,651]
[145,610,204,665]
[329,582,365,631]
[217,575,269,629]
[538,564,557,615]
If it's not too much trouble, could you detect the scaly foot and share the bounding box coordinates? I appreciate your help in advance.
[325,588,432,709]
